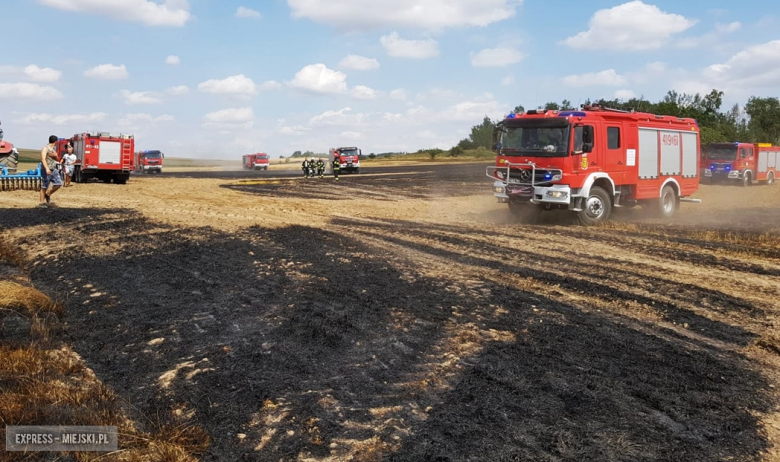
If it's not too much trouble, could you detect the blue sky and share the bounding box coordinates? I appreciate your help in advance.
[2,0,780,158]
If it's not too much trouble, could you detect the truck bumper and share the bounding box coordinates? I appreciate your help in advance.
[530,185,572,205]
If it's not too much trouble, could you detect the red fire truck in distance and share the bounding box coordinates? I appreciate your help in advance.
[702,142,778,186]
[329,147,361,173]
[69,132,134,184]
[134,150,164,174]
[242,153,270,170]
[487,105,702,225]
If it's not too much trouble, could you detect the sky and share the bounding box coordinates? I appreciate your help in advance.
[2,0,780,159]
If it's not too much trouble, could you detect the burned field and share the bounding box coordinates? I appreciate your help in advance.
[2,162,780,461]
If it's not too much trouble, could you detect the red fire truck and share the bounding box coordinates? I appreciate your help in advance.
[487,105,702,225]
[329,146,361,173]
[134,150,164,174]
[242,153,269,170]
[702,142,778,186]
[69,132,134,184]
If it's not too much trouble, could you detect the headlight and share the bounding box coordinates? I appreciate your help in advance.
[551,174,562,181]
[494,186,505,193]
[546,190,568,198]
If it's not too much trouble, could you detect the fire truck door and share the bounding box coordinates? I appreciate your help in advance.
[604,125,625,174]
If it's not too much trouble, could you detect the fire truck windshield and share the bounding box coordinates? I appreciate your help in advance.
[257,155,268,160]
[500,125,570,157]
[143,151,162,158]
[339,149,358,157]
[705,146,737,160]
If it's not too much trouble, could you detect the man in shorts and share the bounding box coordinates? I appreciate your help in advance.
[40,135,63,207]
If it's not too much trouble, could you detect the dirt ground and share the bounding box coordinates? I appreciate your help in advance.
[2,161,780,461]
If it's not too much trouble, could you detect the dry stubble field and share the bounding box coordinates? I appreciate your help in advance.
[1,161,780,461]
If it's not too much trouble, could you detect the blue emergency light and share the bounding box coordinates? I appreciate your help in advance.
[558,111,587,118]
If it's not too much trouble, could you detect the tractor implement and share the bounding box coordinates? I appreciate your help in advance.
[1,163,43,191]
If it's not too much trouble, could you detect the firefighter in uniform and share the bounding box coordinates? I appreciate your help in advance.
[316,158,325,178]
[301,158,309,177]
[332,154,341,181]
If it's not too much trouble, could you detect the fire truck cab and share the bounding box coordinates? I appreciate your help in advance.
[134,150,164,174]
[329,147,361,173]
[702,142,778,186]
[242,153,269,170]
[487,105,702,225]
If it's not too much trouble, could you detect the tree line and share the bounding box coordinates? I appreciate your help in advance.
[454,90,780,152]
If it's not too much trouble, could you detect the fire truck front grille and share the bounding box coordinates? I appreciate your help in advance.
[507,168,558,185]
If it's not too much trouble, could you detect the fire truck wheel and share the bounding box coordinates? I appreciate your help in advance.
[742,172,752,187]
[658,185,678,218]
[577,186,611,226]
[508,202,542,224]
[766,172,774,185]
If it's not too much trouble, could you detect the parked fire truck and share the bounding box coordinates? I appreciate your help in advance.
[134,149,164,174]
[487,105,702,225]
[69,132,134,184]
[702,142,778,186]
[242,152,269,170]
[329,146,361,173]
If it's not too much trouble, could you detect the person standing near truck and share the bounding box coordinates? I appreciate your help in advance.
[39,135,63,207]
[62,143,76,187]
[332,154,341,182]
[316,158,325,178]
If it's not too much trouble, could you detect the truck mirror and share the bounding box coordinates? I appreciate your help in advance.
[492,142,501,153]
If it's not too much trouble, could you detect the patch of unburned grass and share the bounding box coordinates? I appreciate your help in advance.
[0,248,210,461]
[0,242,27,269]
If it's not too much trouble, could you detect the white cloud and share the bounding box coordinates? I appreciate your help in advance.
[309,107,365,127]
[562,69,628,87]
[380,32,439,59]
[202,107,255,129]
[0,83,63,101]
[562,1,696,51]
[166,55,180,65]
[501,75,515,86]
[198,74,257,96]
[338,55,380,70]
[286,0,523,31]
[204,107,254,123]
[36,0,191,27]
[288,64,348,94]
[236,6,261,18]
[259,80,282,91]
[715,21,741,33]
[351,85,377,100]
[646,61,667,73]
[17,112,106,125]
[702,40,780,89]
[614,89,636,99]
[279,125,311,135]
[118,113,175,126]
[440,99,506,122]
[340,131,362,139]
[167,85,189,95]
[22,65,62,82]
[119,90,162,104]
[389,89,407,100]
[84,63,128,80]
[470,47,525,67]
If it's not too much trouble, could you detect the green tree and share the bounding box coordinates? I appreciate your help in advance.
[744,96,780,144]
[514,105,525,114]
